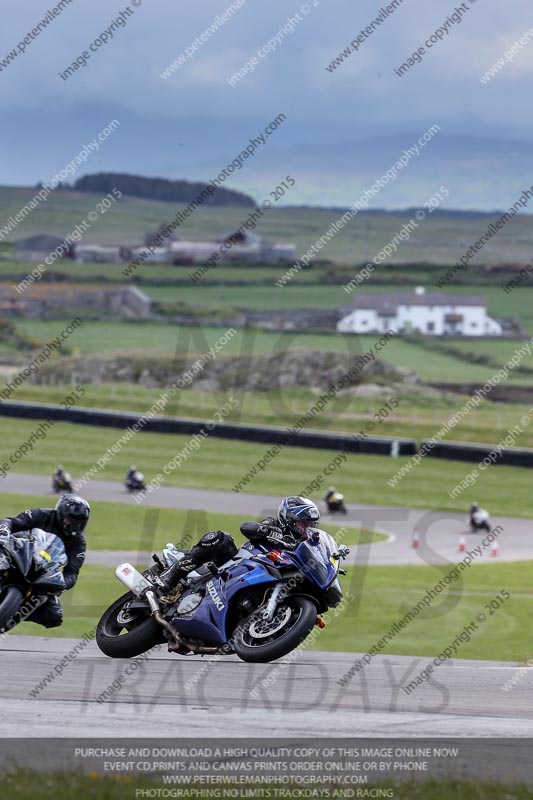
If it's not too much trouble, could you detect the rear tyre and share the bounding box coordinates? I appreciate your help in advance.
[234,596,317,663]
[0,586,24,630]
[96,591,164,658]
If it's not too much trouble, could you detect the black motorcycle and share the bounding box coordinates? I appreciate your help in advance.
[52,472,73,494]
[0,529,67,631]
[125,471,146,492]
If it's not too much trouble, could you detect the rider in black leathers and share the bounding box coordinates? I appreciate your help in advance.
[0,495,90,628]
[156,496,321,591]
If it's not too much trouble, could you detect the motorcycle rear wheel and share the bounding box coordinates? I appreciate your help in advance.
[96,591,164,658]
[234,596,317,663]
[0,585,24,630]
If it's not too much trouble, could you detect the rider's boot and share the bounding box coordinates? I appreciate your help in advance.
[156,556,197,593]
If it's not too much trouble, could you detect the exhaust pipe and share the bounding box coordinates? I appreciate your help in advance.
[144,590,183,648]
[115,563,220,655]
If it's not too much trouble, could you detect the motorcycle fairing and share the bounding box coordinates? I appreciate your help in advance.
[1,529,67,593]
[170,561,278,645]
[168,529,342,646]
[288,529,340,590]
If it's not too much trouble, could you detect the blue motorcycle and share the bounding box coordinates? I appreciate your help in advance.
[96,530,349,663]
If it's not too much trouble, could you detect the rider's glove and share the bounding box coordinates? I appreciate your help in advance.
[260,525,296,550]
[261,525,283,541]
[0,525,10,537]
[257,523,280,538]
[336,545,350,560]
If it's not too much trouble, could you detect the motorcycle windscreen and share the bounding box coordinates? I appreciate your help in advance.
[5,536,36,576]
[31,529,67,593]
[293,536,338,589]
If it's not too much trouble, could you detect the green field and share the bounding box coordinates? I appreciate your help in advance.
[0,417,531,517]
[0,258,291,285]
[5,319,533,387]
[0,254,522,289]
[3,186,533,265]
[319,561,533,662]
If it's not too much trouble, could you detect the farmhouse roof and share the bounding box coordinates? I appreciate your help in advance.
[352,291,486,312]
[15,234,66,250]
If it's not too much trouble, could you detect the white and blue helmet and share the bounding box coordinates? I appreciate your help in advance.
[277,496,320,536]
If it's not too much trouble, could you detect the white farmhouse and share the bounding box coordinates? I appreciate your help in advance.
[337,287,502,337]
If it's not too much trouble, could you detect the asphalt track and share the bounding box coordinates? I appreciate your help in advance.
[0,471,531,739]
[1,635,532,739]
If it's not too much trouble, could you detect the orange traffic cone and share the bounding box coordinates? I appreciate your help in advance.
[412,531,420,548]
[458,534,466,553]
[491,540,499,557]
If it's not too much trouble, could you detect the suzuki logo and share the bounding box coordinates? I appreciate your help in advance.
[206,580,225,611]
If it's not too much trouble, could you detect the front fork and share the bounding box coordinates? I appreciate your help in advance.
[263,583,285,621]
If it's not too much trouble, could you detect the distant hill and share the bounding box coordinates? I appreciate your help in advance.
[181,133,533,211]
[74,172,255,208]
[284,206,506,220]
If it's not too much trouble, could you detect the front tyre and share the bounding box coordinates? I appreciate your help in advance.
[0,586,24,630]
[234,596,317,663]
[96,591,164,658]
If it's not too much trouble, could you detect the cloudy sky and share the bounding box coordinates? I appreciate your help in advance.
[1,0,531,199]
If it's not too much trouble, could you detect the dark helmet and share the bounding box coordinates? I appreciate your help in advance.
[278,496,320,537]
[55,494,90,537]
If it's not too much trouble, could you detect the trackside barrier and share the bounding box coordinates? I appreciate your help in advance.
[0,400,417,456]
[421,438,533,467]
[4,401,533,464]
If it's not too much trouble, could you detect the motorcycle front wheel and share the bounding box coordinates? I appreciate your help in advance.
[0,585,24,629]
[96,591,165,658]
[234,596,317,663]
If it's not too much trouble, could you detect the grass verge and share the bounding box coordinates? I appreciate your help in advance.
[317,560,533,663]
